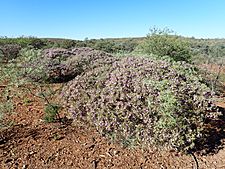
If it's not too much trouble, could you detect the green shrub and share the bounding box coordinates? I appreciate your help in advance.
[61,56,219,152]
[139,28,192,62]
[17,48,44,82]
[44,103,61,123]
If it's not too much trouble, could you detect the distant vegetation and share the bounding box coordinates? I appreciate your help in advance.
[0,36,138,56]
[1,33,225,62]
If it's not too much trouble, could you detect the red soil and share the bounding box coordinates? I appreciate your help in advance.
[0,82,225,169]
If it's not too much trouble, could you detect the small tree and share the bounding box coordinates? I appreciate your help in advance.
[140,27,192,62]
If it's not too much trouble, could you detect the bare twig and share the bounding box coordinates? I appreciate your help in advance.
[190,152,199,169]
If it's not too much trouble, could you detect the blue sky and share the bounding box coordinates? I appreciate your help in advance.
[0,0,225,39]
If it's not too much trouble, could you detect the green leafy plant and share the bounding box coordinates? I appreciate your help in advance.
[138,27,192,62]
[44,103,61,123]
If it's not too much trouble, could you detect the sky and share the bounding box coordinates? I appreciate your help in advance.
[0,0,225,40]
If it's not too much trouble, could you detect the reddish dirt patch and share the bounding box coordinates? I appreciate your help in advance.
[0,84,225,169]
[200,64,225,74]
[200,64,225,108]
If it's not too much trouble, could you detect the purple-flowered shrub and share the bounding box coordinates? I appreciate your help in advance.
[24,47,118,82]
[61,56,219,152]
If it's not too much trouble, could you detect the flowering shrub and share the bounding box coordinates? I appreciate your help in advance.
[61,56,219,152]
[23,47,118,83]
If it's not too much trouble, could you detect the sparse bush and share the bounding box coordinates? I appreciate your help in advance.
[0,47,64,127]
[139,28,192,62]
[0,59,26,127]
[18,48,44,81]
[61,56,219,152]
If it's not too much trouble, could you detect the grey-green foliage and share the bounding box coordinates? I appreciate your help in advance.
[138,27,192,62]
[144,61,216,151]
[0,61,22,126]
[19,48,45,82]
[0,48,63,127]
[208,45,225,65]
[0,48,43,126]
[147,79,178,129]
[0,48,28,123]
[62,56,219,152]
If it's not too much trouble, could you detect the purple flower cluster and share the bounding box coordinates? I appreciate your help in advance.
[24,47,118,83]
[61,56,220,151]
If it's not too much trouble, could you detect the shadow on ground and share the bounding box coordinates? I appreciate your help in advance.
[1,109,225,157]
[0,117,73,151]
[194,106,225,155]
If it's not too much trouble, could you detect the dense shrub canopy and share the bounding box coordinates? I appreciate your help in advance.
[61,56,218,152]
[139,28,192,62]
[23,47,118,83]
